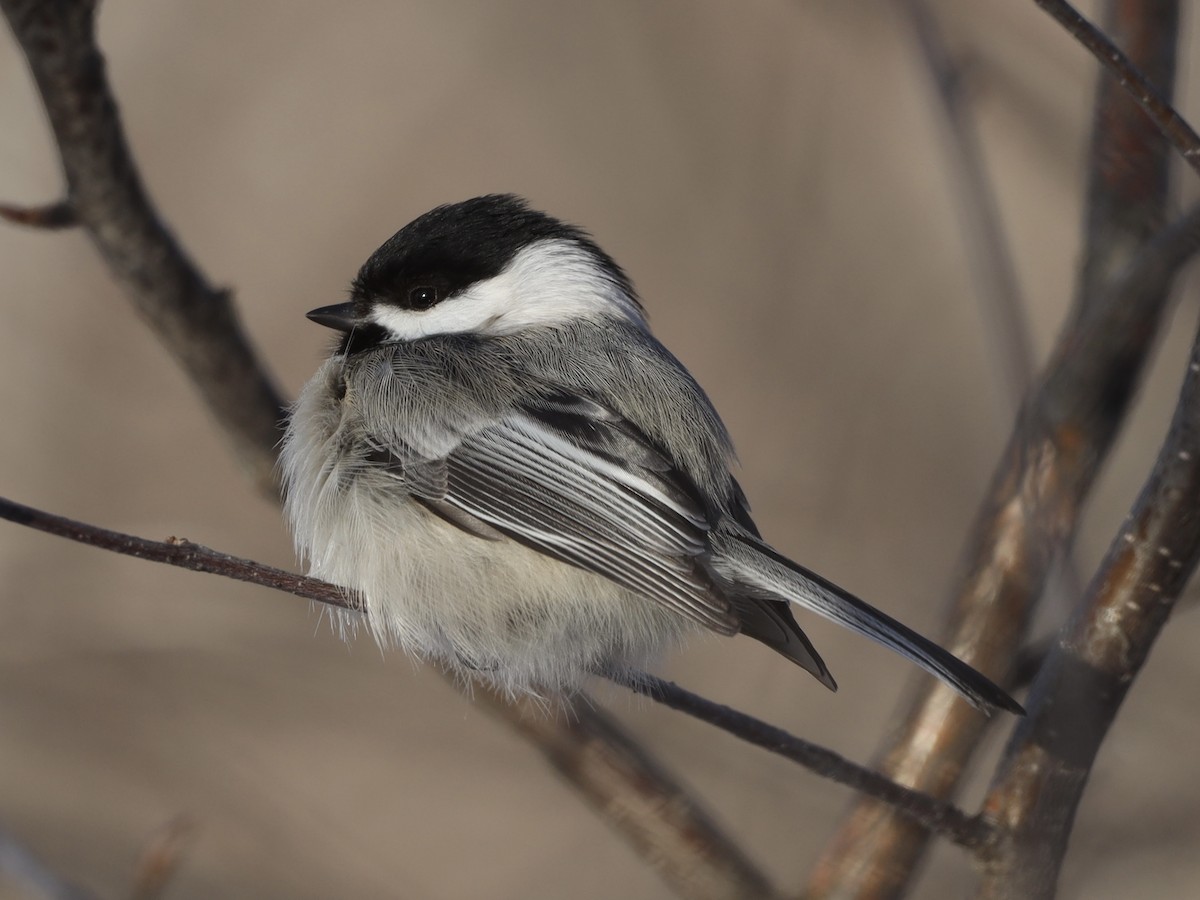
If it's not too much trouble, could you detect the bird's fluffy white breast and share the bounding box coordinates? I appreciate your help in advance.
[369,238,643,340]
[280,356,691,698]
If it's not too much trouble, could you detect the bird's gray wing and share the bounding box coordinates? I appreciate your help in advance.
[365,391,739,634]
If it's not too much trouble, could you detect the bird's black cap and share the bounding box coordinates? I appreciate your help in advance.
[350,194,638,311]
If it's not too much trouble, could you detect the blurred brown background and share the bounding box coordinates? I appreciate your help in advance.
[2,1,1199,897]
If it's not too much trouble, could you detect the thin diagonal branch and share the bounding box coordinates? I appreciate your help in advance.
[1032,0,1200,180]
[612,673,993,850]
[0,494,778,899]
[0,494,992,854]
[0,496,355,608]
[976,312,1200,900]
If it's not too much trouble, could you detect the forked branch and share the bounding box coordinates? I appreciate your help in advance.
[977,307,1200,899]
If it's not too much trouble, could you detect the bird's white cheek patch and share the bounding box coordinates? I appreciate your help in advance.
[371,295,504,340]
[369,239,643,340]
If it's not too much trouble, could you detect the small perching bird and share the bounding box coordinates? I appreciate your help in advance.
[281,194,1020,714]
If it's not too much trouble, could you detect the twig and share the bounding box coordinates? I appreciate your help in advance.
[0,496,355,610]
[0,0,285,495]
[976,313,1200,900]
[1032,0,1200,180]
[0,4,774,895]
[806,198,1200,896]
[0,495,992,854]
[612,673,993,850]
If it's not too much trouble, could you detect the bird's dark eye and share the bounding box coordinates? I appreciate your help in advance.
[408,285,440,310]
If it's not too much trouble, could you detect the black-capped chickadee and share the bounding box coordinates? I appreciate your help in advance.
[282,194,1020,713]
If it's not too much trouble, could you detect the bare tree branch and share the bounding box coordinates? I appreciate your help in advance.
[976,314,1200,900]
[0,3,776,897]
[979,17,1199,883]
[611,673,994,850]
[0,0,284,495]
[1076,0,1180,300]
[1032,0,1200,180]
[0,494,996,857]
[807,195,1200,897]
[809,2,1189,892]
[904,0,1034,411]
[489,694,784,900]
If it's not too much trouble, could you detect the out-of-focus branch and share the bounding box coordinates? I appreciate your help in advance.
[807,197,1200,896]
[0,824,97,900]
[0,199,76,228]
[0,0,284,495]
[1075,0,1179,300]
[976,317,1200,900]
[904,0,1033,411]
[129,815,196,900]
[0,5,775,898]
[0,496,1002,855]
[492,696,783,900]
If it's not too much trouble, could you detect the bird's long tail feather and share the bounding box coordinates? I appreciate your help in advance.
[712,531,1023,714]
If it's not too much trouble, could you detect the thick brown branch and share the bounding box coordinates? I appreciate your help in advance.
[487,693,783,900]
[976,314,1200,900]
[0,0,285,495]
[807,192,1200,896]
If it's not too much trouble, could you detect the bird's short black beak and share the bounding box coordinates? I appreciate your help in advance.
[306,302,362,333]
